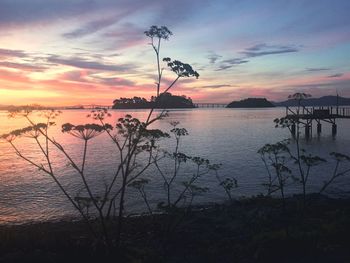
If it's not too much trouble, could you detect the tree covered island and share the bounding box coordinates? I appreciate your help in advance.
[227,98,275,108]
[112,92,195,109]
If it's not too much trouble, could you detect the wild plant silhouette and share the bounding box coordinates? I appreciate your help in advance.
[258,139,291,210]
[0,25,218,251]
[260,93,350,209]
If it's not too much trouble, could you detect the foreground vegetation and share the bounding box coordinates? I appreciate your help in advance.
[1,195,349,263]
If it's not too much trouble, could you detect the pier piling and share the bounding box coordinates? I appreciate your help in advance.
[305,124,311,138]
[332,124,337,136]
[291,123,296,137]
[317,123,322,134]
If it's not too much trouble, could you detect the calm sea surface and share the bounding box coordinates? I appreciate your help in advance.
[1,108,350,224]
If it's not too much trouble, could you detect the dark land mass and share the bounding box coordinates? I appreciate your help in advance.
[1,195,349,263]
[0,105,46,111]
[226,98,275,108]
[0,105,15,111]
[274,96,350,107]
[112,93,195,109]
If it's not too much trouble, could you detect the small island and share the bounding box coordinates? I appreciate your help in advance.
[226,98,275,108]
[112,92,195,109]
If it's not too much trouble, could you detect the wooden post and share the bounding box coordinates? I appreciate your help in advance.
[291,123,296,137]
[332,124,337,136]
[305,124,310,138]
[317,122,322,134]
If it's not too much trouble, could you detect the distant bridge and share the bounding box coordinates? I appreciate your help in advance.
[60,105,113,110]
[194,103,228,108]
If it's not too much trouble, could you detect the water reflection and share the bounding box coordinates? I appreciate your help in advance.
[0,108,349,224]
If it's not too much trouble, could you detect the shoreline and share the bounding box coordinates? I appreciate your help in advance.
[1,193,349,227]
[2,190,350,226]
[1,194,350,262]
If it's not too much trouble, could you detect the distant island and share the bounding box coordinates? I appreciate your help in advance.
[112,93,195,109]
[0,104,51,111]
[226,98,275,108]
[274,95,350,107]
[0,105,15,110]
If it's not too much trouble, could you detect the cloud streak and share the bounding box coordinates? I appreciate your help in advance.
[216,43,299,71]
[93,76,136,87]
[0,48,27,58]
[328,73,343,78]
[0,0,96,28]
[0,61,47,71]
[103,23,145,50]
[217,58,249,70]
[202,84,232,89]
[63,17,118,39]
[47,55,135,72]
[241,43,299,58]
[306,68,331,72]
[207,52,222,64]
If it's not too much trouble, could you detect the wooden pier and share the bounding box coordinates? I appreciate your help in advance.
[285,106,350,137]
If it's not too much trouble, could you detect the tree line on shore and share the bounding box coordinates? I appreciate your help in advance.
[112,92,195,109]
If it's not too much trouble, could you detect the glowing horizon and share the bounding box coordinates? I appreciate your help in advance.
[0,0,350,106]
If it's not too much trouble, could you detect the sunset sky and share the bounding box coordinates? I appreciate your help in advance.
[0,0,349,106]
